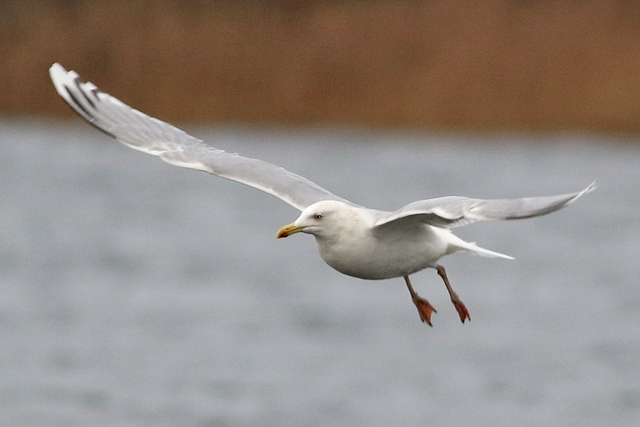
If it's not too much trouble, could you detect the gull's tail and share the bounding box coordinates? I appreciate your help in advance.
[432,226,514,260]
[452,240,514,260]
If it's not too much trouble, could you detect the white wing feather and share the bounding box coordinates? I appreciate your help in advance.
[373,182,595,230]
[49,63,351,211]
[50,63,593,225]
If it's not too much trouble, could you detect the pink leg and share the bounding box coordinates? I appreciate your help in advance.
[436,265,470,323]
[404,275,437,326]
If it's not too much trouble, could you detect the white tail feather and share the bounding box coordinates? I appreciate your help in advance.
[457,241,514,260]
[431,226,514,260]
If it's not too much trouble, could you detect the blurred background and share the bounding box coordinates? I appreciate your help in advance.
[2,1,640,426]
[4,0,640,131]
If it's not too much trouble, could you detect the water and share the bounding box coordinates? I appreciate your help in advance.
[1,119,639,426]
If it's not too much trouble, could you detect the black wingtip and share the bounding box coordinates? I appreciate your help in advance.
[64,85,94,120]
[74,76,96,109]
[59,74,117,139]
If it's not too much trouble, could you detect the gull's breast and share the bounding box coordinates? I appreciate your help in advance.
[315,224,449,280]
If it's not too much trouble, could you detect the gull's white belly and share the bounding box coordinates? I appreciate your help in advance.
[315,224,451,280]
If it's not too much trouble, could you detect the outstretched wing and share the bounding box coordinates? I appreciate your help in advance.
[372,182,595,230]
[49,63,351,211]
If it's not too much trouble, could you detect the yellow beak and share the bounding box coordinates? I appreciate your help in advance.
[276,222,306,239]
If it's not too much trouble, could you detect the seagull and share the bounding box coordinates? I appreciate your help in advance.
[49,63,595,326]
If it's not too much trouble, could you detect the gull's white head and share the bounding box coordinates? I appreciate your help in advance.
[276,200,359,239]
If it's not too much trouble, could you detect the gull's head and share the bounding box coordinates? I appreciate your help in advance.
[276,200,359,239]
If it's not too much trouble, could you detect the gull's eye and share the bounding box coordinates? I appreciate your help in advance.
[314,214,323,220]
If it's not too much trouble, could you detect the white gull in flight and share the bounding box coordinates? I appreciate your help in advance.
[49,63,595,326]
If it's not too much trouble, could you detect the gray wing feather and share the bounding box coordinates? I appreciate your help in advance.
[49,63,351,211]
[373,182,595,230]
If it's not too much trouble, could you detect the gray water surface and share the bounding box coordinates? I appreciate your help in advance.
[1,119,639,426]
